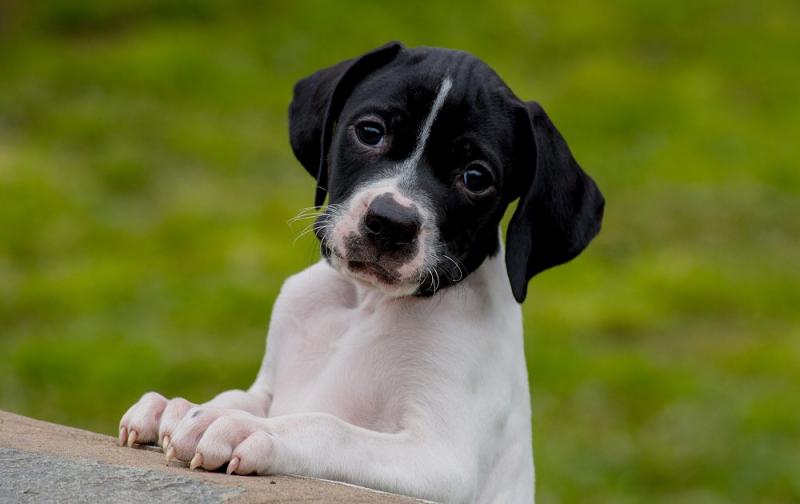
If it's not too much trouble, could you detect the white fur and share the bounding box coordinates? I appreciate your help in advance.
[253,253,533,502]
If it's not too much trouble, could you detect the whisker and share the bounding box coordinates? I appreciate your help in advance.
[442,254,464,282]
[287,207,323,226]
[289,202,348,253]
[287,203,346,226]
[287,213,320,225]
[292,220,334,245]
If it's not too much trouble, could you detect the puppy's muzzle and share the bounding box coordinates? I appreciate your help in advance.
[362,194,421,253]
[326,189,430,294]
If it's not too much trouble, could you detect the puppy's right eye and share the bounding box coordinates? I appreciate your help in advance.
[355,121,385,147]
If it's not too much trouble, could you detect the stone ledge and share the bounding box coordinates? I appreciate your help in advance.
[0,410,422,503]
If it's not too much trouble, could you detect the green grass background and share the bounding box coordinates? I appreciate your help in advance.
[1,1,798,502]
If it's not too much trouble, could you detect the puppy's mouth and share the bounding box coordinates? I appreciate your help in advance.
[326,244,423,297]
[329,243,406,285]
[346,259,400,285]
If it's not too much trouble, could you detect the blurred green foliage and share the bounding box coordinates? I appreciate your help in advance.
[1,1,799,502]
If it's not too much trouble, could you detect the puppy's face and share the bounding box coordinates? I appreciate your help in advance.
[319,58,518,296]
[290,44,605,301]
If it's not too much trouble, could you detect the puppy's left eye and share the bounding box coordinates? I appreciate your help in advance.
[461,163,495,194]
[355,121,385,146]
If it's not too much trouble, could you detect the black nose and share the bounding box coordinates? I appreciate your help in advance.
[362,194,421,252]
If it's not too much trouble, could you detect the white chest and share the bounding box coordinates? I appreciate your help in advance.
[266,293,427,430]
[260,256,527,435]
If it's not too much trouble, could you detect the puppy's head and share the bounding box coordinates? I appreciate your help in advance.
[289,42,604,302]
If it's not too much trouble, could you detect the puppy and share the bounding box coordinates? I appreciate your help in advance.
[119,42,604,503]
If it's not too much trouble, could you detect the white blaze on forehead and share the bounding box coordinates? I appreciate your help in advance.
[400,76,453,171]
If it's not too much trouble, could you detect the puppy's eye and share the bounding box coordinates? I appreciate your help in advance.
[355,121,385,146]
[462,163,495,194]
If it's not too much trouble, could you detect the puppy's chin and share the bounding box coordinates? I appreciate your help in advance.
[328,251,421,298]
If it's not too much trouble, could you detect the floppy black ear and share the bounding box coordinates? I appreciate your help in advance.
[289,42,404,207]
[505,101,605,303]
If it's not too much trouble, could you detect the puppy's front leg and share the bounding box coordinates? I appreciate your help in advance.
[177,412,473,503]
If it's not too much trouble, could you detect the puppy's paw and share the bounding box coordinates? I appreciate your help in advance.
[227,430,276,475]
[190,416,275,474]
[157,397,194,450]
[119,391,168,447]
[119,392,194,449]
[165,406,261,468]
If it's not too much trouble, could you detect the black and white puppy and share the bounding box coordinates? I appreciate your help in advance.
[119,42,604,504]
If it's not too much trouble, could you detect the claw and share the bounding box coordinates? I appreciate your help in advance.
[118,427,127,447]
[165,446,176,465]
[190,453,203,471]
[127,429,138,448]
[226,456,240,475]
[161,435,171,450]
